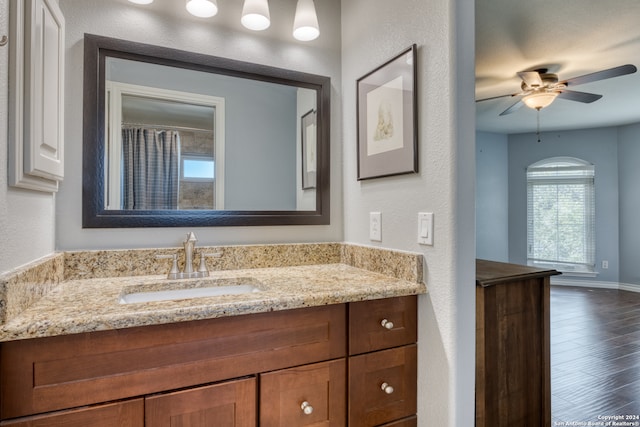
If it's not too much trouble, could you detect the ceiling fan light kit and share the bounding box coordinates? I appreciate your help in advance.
[477,64,638,116]
[522,91,559,110]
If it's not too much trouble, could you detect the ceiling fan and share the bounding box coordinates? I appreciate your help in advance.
[477,64,638,116]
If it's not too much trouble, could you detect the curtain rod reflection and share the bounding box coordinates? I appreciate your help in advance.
[121,122,213,133]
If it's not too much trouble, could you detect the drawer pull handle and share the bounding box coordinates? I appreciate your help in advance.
[381,382,395,394]
[301,401,314,415]
[381,319,394,330]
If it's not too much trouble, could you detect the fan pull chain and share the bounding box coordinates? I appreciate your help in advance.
[536,107,541,143]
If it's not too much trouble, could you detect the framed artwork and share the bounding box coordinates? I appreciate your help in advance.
[357,44,418,180]
[301,109,317,189]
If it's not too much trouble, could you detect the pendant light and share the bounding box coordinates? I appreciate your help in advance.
[293,0,319,41]
[186,0,218,18]
[128,0,154,4]
[241,0,271,31]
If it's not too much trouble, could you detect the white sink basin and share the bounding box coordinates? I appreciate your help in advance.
[119,279,262,304]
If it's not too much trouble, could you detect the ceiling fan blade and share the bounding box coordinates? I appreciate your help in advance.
[518,71,543,88]
[561,64,637,87]
[499,99,524,116]
[476,93,519,102]
[557,90,602,103]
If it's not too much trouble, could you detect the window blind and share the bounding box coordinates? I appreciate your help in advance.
[526,159,595,273]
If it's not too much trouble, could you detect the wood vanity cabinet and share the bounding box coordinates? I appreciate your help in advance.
[0,296,418,427]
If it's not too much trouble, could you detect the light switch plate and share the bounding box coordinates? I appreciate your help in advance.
[369,212,382,241]
[418,212,434,245]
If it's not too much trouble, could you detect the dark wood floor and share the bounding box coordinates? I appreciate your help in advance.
[551,286,640,423]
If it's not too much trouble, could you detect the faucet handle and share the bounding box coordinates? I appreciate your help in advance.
[156,254,180,279]
[197,252,223,276]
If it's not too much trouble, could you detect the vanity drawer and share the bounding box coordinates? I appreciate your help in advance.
[0,399,143,427]
[349,296,417,355]
[348,345,417,427]
[260,359,346,426]
[0,304,346,419]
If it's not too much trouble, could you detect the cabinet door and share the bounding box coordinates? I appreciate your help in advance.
[349,345,417,427]
[0,399,143,427]
[8,0,64,191]
[145,378,256,427]
[260,359,346,426]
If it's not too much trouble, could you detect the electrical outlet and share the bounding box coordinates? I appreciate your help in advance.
[369,212,382,241]
[602,260,609,269]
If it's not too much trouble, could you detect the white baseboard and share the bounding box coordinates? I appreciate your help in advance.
[620,282,640,293]
[551,277,640,293]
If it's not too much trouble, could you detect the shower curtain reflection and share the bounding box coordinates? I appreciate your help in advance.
[122,128,180,210]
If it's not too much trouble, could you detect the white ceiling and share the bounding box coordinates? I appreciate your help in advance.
[476,0,640,134]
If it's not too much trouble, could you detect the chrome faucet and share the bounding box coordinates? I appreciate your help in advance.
[182,232,198,277]
[157,232,222,279]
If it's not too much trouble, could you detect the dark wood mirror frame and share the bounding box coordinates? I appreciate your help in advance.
[83,34,330,228]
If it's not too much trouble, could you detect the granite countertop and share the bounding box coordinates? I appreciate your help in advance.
[0,263,426,342]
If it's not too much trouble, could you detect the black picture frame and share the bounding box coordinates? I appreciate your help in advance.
[357,44,418,180]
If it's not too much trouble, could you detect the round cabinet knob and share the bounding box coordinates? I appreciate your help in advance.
[381,382,394,394]
[301,401,314,415]
[381,319,394,330]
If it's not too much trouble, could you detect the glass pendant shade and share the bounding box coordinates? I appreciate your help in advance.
[293,0,319,41]
[128,0,154,4]
[241,0,271,31]
[186,0,218,18]
[523,91,558,110]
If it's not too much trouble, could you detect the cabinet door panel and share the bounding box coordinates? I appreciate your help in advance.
[260,359,346,426]
[349,296,417,355]
[349,345,417,427]
[0,399,143,427]
[145,377,256,427]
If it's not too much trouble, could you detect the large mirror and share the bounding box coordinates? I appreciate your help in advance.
[83,34,330,227]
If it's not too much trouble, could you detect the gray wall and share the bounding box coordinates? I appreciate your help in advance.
[506,128,621,282]
[341,0,476,424]
[479,124,640,285]
[0,0,57,274]
[56,0,342,250]
[618,123,640,285]
[476,131,508,261]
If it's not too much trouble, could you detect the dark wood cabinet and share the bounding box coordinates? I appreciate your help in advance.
[260,359,346,426]
[475,259,560,427]
[0,399,143,427]
[349,345,417,427]
[145,378,256,427]
[349,295,418,426]
[349,296,417,356]
[0,296,418,426]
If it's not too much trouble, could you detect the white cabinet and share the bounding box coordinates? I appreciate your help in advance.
[8,0,65,192]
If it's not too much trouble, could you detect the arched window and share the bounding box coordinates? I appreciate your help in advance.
[527,157,595,273]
